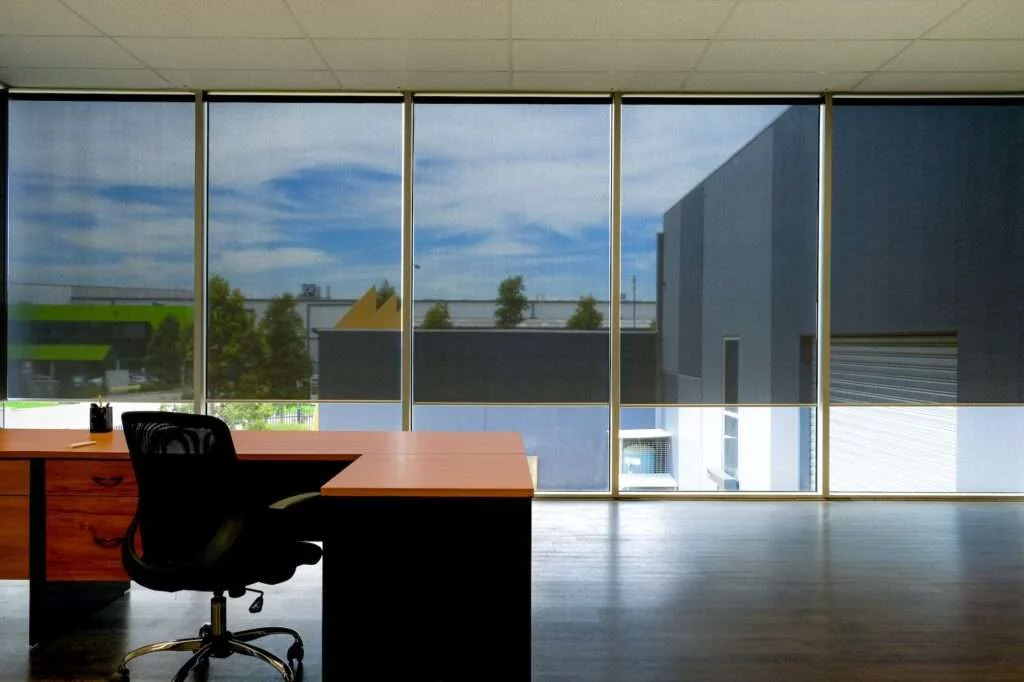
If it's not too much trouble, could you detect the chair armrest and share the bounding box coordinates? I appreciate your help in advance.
[268,491,320,510]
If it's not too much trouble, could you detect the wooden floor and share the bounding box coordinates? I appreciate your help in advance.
[3,501,1024,681]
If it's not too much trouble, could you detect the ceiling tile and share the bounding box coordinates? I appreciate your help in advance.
[0,36,140,68]
[333,70,511,90]
[0,0,101,36]
[857,70,1024,90]
[62,0,305,38]
[720,0,966,40]
[288,0,508,39]
[513,70,688,91]
[685,71,867,92]
[117,37,324,70]
[512,0,732,39]
[316,39,508,72]
[513,40,706,72]
[928,0,1024,39]
[158,69,340,90]
[884,39,1024,71]
[699,40,908,72]
[0,67,172,88]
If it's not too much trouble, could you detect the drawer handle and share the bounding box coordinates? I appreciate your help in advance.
[78,522,126,549]
[92,535,125,549]
[91,475,125,488]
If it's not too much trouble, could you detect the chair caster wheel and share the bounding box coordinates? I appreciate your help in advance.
[287,642,304,663]
[113,664,129,680]
[198,624,211,639]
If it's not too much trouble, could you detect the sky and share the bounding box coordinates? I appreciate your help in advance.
[8,99,794,302]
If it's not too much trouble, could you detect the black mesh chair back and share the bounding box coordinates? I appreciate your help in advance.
[121,411,241,567]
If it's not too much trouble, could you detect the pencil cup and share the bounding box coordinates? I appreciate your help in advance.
[90,404,113,433]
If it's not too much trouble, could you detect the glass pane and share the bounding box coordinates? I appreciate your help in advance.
[830,406,1024,493]
[411,101,611,493]
[205,402,316,431]
[414,405,609,492]
[831,102,1024,493]
[318,402,402,431]
[621,406,815,492]
[412,102,611,404]
[620,102,820,492]
[4,400,190,430]
[7,99,195,405]
[207,101,402,402]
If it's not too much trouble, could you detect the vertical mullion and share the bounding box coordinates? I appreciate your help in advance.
[401,92,415,431]
[610,94,623,497]
[1,90,8,411]
[818,95,834,497]
[193,92,208,415]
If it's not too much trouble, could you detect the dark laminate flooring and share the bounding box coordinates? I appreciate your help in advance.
[3,501,1024,681]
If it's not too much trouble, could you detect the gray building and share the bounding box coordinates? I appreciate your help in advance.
[657,103,1024,493]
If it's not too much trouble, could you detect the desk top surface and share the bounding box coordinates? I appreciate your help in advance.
[0,428,533,498]
[0,429,524,460]
[321,453,534,498]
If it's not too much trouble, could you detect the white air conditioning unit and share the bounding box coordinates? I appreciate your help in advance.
[619,428,675,490]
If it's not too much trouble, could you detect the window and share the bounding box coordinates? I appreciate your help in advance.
[6,97,194,426]
[830,101,1024,493]
[412,99,611,491]
[206,99,403,430]
[619,100,821,492]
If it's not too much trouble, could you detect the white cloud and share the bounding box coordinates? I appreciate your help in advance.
[214,247,335,274]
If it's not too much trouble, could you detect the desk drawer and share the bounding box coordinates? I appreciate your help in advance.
[47,460,136,496]
[0,497,29,579]
[0,461,30,495]
[47,496,135,581]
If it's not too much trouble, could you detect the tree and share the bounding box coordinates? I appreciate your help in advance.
[376,278,399,309]
[566,295,603,330]
[145,314,184,384]
[421,301,454,329]
[207,275,267,398]
[260,293,312,398]
[494,275,528,329]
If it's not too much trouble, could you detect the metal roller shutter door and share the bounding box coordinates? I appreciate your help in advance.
[830,337,958,492]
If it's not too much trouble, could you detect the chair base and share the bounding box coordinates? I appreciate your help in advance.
[114,594,303,681]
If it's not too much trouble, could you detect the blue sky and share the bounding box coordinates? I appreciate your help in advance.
[8,99,790,302]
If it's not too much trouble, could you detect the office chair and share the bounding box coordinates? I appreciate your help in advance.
[114,411,322,682]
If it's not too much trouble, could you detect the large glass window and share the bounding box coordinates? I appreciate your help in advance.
[412,99,611,491]
[830,101,1024,493]
[620,101,821,492]
[6,98,195,428]
[207,99,403,430]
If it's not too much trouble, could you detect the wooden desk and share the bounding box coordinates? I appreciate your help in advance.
[0,429,525,460]
[0,428,533,679]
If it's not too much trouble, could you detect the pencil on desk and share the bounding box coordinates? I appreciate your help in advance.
[68,440,97,448]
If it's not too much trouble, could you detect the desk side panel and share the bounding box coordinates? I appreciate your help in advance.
[323,497,531,680]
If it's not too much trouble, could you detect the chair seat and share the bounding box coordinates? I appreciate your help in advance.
[130,540,322,594]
